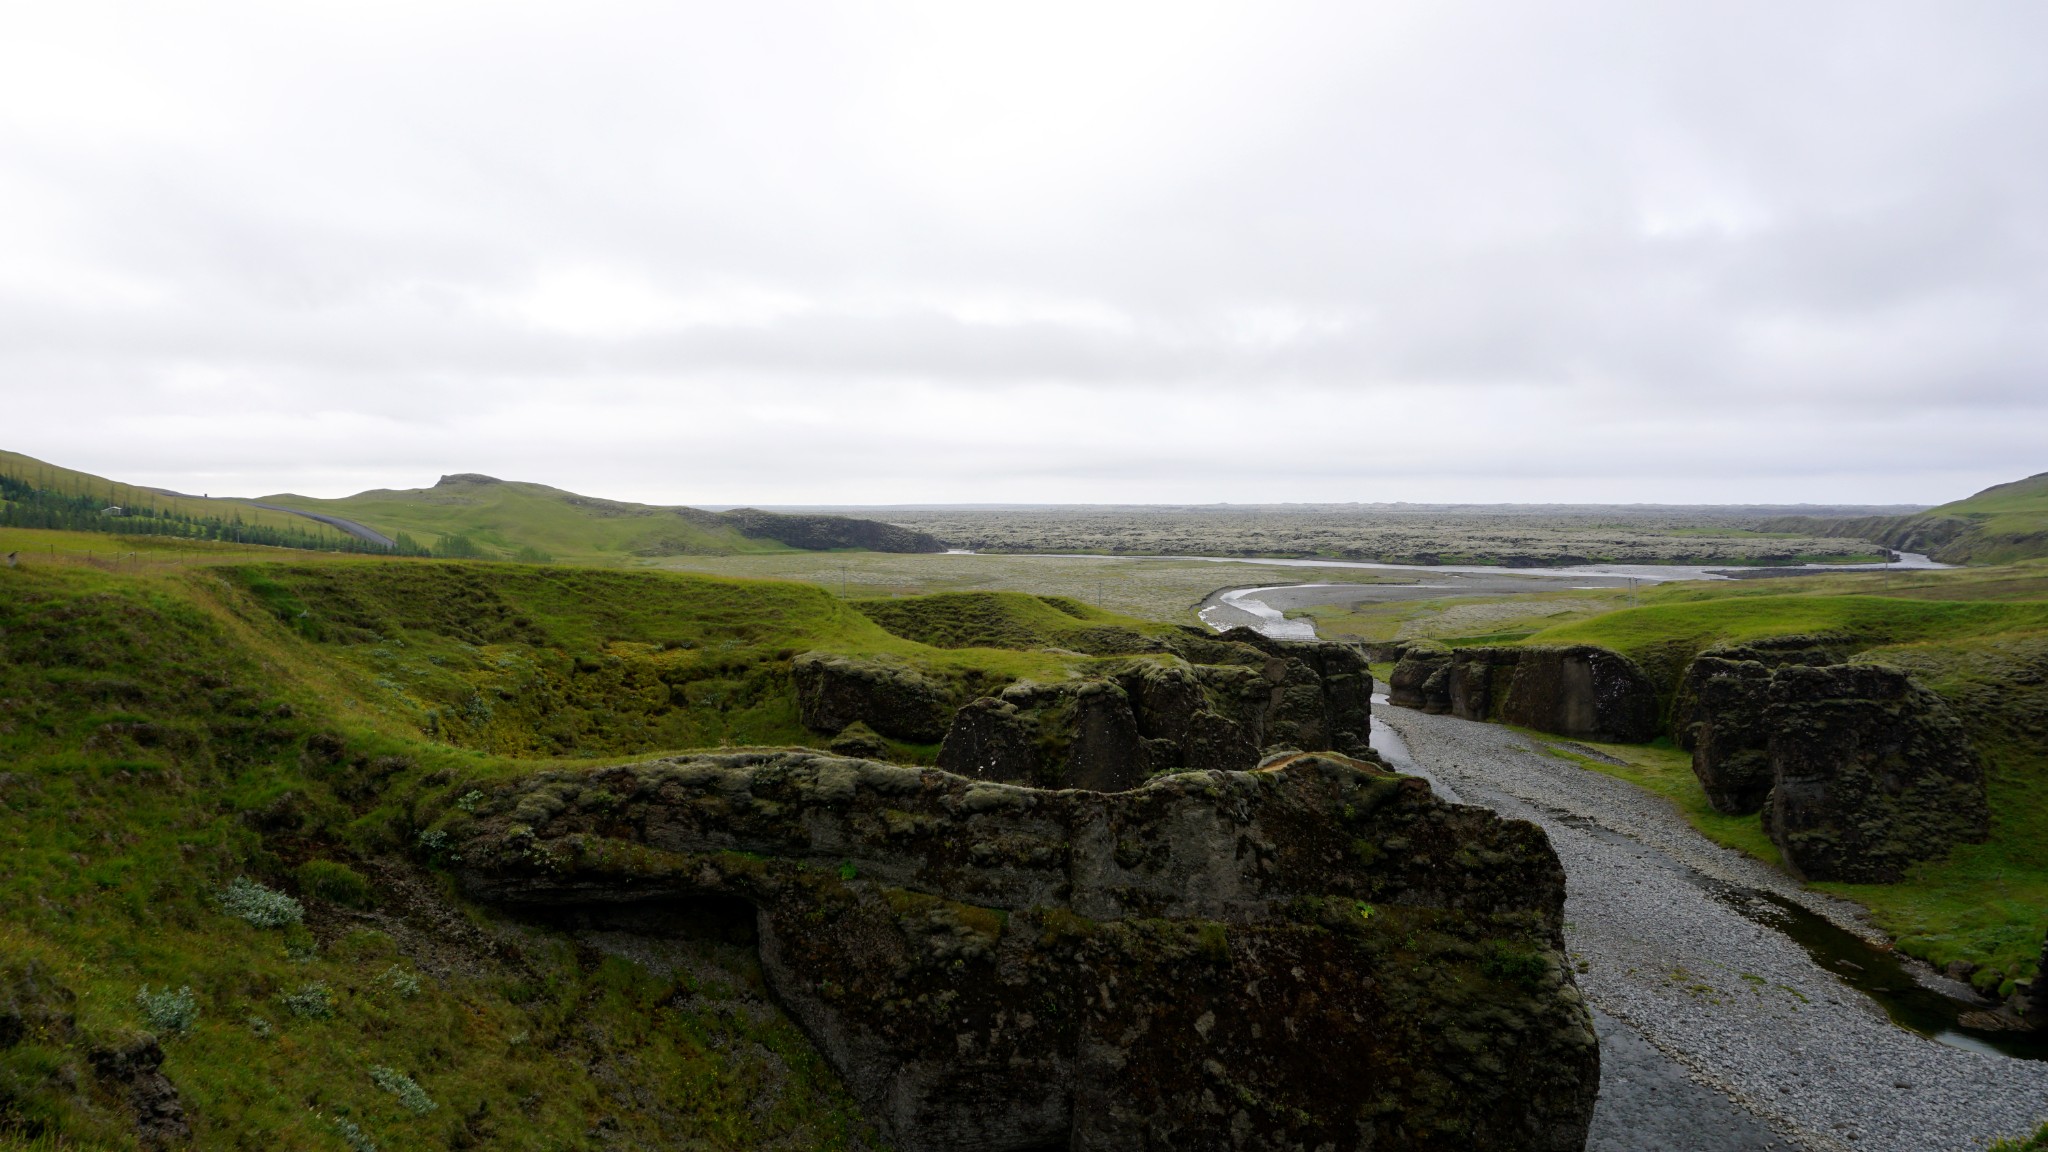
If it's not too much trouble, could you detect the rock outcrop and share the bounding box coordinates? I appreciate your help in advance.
[1675,648,1990,881]
[792,653,955,743]
[1388,643,1659,743]
[932,630,1374,791]
[1674,637,1850,814]
[447,749,1601,1152]
[1759,663,1989,883]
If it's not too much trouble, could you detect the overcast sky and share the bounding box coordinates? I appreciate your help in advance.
[3,2,2044,505]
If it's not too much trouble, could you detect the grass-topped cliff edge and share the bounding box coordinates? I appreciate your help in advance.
[0,551,1206,1147]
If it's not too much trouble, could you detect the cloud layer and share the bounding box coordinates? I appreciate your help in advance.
[3,1,2044,504]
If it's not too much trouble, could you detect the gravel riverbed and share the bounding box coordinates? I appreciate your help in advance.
[1371,699,2048,1152]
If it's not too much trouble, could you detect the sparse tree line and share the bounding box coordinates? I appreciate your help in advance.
[0,471,433,555]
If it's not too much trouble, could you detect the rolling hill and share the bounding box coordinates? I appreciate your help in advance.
[1759,471,2048,564]
[1,449,945,560]
[257,474,945,560]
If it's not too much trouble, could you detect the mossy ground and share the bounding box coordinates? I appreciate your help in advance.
[0,558,944,1147]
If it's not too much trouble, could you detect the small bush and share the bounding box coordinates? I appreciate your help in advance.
[296,859,372,908]
[217,876,303,929]
[380,965,421,998]
[280,981,335,1019]
[369,1065,438,1115]
[247,1014,272,1038]
[135,984,197,1036]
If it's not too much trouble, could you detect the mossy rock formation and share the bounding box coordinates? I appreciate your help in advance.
[1675,647,1991,880]
[1388,643,1659,743]
[447,750,1600,1151]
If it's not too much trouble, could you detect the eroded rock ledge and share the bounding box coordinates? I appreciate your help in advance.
[444,749,1599,1151]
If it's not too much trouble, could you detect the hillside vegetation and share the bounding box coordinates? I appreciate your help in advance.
[0,549,1206,1147]
[0,559,906,1149]
[261,475,942,562]
[1513,562,2048,996]
[1760,471,2048,565]
[0,451,382,555]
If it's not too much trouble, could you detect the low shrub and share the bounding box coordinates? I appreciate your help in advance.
[135,984,197,1036]
[280,981,335,1020]
[217,876,303,929]
[369,1065,437,1115]
[379,965,421,998]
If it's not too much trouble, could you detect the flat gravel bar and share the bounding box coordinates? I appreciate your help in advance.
[1373,700,2048,1152]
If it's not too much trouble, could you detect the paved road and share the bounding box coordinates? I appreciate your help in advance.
[1371,699,2048,1152]
[242,501,396,549]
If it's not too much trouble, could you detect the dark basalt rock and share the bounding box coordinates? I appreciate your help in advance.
[1759,662,1989,883]
[1677,657,1778,814]
[89,1036,189,1148]
[935,634,1373,791]
[1388,643,1659,743]
[1198,628,1376,758]
[448,749,1600,1152]
[793,653,955,743]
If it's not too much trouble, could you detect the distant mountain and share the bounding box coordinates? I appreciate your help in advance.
[1757,472,2048,564]
[0,449,943,559]
[259,474,946,560]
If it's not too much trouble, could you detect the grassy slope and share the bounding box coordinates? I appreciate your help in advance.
[0,560,893,1149]
[1514,563,2048,993]
[0,555,1208,1147]
[0,451,332,541]
[259,476,782,562]
[1761,471,2048,565]
[1925,472,2048,564]
[852,591,1179,653]
[235,563,1110,765]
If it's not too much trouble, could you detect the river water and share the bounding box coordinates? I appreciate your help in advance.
[1192,552,1945,637]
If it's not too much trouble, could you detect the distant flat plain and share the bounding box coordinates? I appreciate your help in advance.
[743,504,1915,567]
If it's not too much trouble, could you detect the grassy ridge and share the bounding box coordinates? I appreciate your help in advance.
[229,563,1100,763]
[1761,471,2048,565]
[0,551,1206,1145]
[257,475,778,562]
[0,451,341,542]
[1511,565,2048,995]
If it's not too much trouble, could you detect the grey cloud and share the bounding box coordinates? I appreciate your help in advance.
[1,1,2044,504]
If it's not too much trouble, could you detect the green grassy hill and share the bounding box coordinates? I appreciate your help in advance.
[1758,470,2048,564]
[1515,562,2048,997]
[262,475,945,562]
[0,553,1193,1147]
[259,474,773,561]
[0,450,371,552]
[4,449,945,562]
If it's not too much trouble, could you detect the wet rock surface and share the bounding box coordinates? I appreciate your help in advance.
[1389,643,1659,743]
[449,749,1600,1152]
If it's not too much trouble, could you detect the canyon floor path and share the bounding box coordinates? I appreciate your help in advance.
[1372,698,2048,1152]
